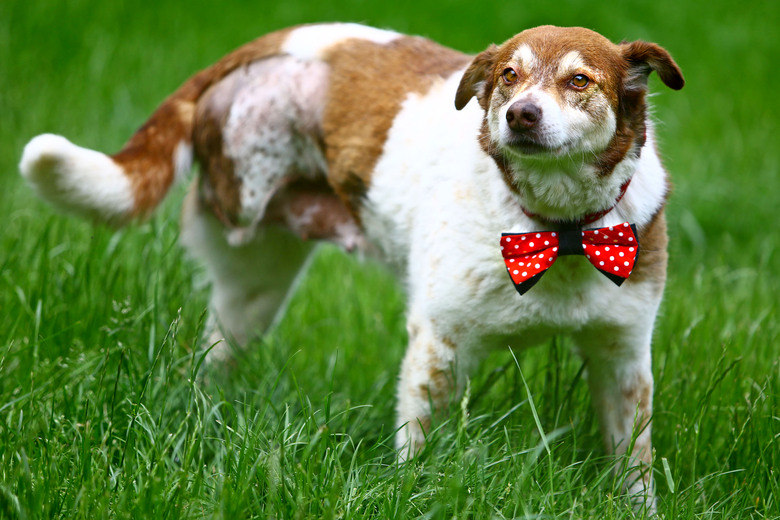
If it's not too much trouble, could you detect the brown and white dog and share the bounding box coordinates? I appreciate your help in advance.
[20,23,683,510]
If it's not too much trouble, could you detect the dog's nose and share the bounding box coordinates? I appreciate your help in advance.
[506,102,542,131]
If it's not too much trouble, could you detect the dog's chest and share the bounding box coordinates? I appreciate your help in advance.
[354,69,653,344]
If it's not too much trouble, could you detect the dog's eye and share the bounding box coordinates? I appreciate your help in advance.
[570,74,590,89]
[502,68,519,85]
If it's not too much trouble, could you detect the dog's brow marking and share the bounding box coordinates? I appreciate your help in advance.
[512,44,538,72]
[557,50,587,75]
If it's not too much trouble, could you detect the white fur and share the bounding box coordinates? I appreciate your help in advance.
[19,133,134,222]
[557,50,587,76]
[512,44,538,72]
[612,125,669,226]
[282,23,400,60]
[173,140,193,183]
[211,57,329,241]
[180,187,315,361]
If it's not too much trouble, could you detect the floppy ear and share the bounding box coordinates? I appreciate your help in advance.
[621,41,684,91]
[455,44,498,110]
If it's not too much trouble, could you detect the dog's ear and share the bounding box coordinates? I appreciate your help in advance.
[455,44,499,110]
[620,41,684,91]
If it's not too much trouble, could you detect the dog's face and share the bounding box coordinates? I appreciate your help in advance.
[456,26,684,169]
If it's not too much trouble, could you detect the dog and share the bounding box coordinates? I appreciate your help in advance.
[20,22,683,510]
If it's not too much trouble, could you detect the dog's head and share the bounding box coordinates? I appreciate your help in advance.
[455,26,683,176]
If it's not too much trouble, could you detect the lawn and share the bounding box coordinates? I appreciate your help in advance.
[1,0,778,518]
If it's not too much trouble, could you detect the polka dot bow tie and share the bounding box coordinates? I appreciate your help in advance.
[500,223,640,295]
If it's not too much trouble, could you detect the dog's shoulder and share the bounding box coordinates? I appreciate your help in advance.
[279,24,472,212]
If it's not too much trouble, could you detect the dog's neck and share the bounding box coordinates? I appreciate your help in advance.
[520,176,632,226]
[492,147,638,224]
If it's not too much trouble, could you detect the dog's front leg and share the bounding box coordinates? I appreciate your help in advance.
[395,316,464,460]
[580,329,657,512]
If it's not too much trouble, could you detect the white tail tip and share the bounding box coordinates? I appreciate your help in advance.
[20,134,135,223]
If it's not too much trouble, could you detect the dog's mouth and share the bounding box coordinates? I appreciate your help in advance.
[502,135,565,157]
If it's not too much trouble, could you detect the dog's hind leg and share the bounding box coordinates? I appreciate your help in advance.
[181,187,315,363]
[182,55,362,364]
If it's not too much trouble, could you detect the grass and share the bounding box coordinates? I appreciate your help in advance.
[1,0,778,518]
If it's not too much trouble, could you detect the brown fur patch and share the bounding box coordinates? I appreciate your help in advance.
[264,178,361,247]
[114,98,193,215]
[622,380,652,410]
[492,27,627,104]
[455,45,498,110]
[626,207,668,289]
[192,86,242,225]
[440,335,457,350]
[321,36,470,214]
[112,27,294,217]
[419,366,451,406]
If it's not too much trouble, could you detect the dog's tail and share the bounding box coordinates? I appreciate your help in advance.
[19,31,287,225]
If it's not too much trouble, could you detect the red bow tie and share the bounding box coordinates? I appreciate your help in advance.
[500,223,640,295]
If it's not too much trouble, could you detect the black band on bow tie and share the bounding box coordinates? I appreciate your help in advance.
[556,227,585,256]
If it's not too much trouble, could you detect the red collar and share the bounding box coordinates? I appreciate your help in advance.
[521,178,632,226]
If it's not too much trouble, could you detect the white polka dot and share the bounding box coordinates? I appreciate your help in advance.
[544,241,549,246]
[521,236,526,240]
[535,263,540,269]
[605,246,610,251]
[501,246,504,250]
[510,259,515,263]
[629,237,633,241]
[515,245,519,249]
[609,226,613,231]
[553,247,558,252]
[619,252,624,257]
[519,262,524,266]
[536,233,541,238]
[522,271,527,277]
[629,247,635,252]
[581,231,585,236]
[594,230,599,235]
[505,237,511,242]
[548,257,553,262]
[552,232,557,237]
[529,242,534,247]
[599,261,604,266]
[513,270,519,275]
[624,261,629,266]
[619,232,624,237]
[613,266,619,271]
[595,251,600,256]
[610,256,614,261]
[623,223,629,227]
